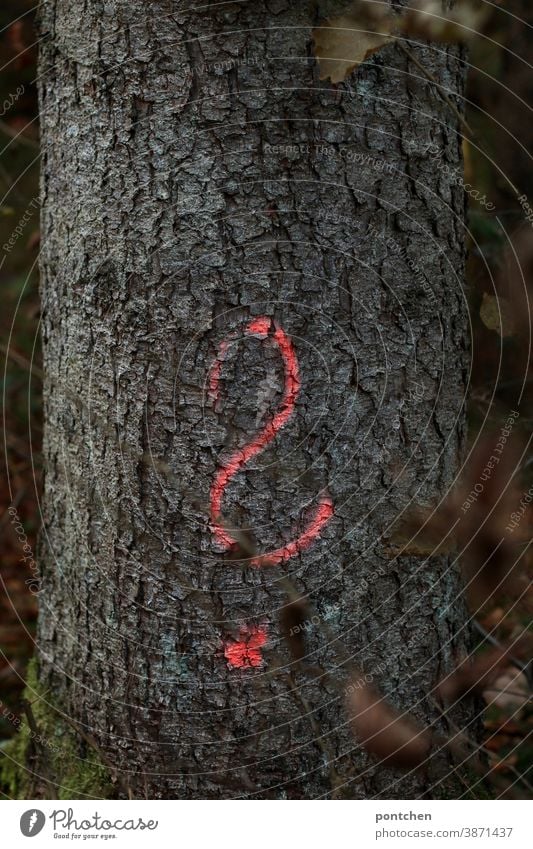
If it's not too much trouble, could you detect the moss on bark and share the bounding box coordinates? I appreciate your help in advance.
[0,657,115,799]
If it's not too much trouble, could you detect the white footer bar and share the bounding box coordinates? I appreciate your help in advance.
[3,799,529,848]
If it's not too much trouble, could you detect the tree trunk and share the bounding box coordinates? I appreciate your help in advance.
[36,0,470,798]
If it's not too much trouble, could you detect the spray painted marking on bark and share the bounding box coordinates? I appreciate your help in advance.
[209,315,333,564]
[209,316,334,667]
[223,625,267,669]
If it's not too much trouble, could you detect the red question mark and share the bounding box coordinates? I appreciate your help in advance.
[208,316,333,568]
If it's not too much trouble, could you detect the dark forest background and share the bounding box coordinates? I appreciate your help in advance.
[0,0,531,797]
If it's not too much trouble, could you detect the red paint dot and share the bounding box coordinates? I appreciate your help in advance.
[224,626,267,668]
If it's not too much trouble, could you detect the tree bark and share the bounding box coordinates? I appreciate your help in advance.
[36,0,470,798]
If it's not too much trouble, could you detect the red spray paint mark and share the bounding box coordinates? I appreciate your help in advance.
[256,495,334,566]
[224,625,268,668]
[208,316,334,564]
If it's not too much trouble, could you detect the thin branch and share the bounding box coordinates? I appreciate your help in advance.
[474,620,531,681]
[0,487,25,530]
[60,712,133,798]
[431,696,533,794]
[21,700,58,798]
[0,343,43,381]
[284,668,343,797]
[397,40,474,138]
[0,119,39,150]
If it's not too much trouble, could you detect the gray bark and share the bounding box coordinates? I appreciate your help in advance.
[37,0,470,798]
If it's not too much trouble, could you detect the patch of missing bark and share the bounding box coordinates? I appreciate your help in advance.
[0,658,115,799]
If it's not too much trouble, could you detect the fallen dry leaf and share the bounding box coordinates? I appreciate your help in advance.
[498,229,533,341]
[312,15,392,83]
[404,0,489,43]
[483,667,530,711]
[347,682,432,768]
[388,435,526,609]
[480,293,516,337]
[438,646,517,702]
[312,1,490,84]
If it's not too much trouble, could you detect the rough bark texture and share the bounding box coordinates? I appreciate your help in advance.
[37,0,471,798]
